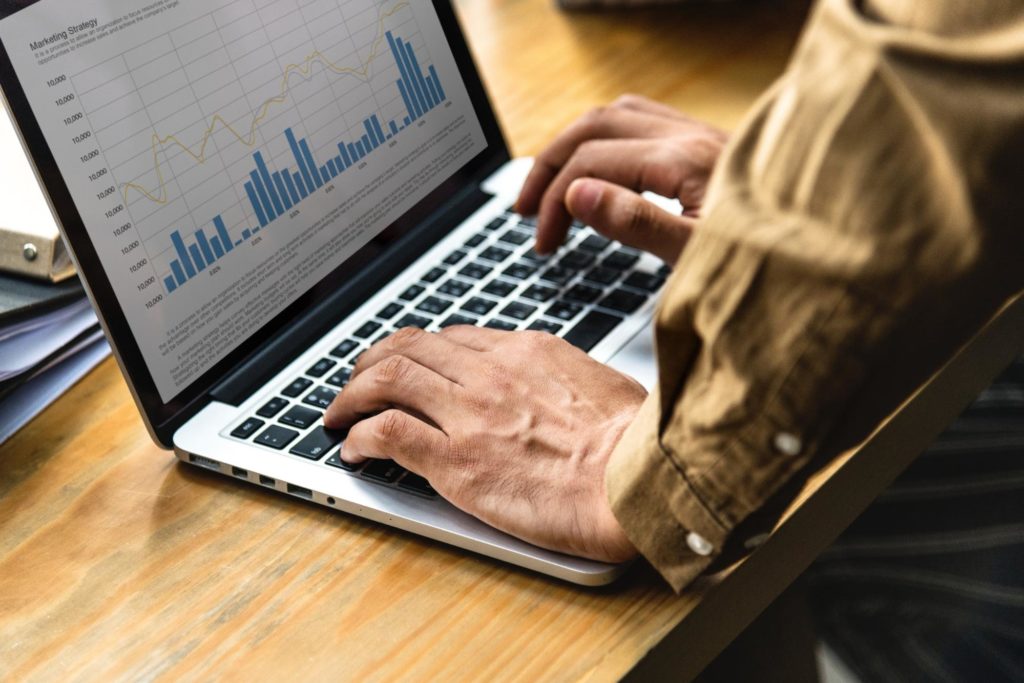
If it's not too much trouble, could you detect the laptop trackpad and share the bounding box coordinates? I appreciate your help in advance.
[606,323,657,392]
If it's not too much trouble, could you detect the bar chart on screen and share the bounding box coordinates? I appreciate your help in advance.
[1,0,485,398]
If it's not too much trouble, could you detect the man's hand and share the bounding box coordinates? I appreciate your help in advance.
[323,326,646,563]
[516,94,728,263]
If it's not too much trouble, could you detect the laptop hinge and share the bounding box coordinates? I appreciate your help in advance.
[209,184,494,406]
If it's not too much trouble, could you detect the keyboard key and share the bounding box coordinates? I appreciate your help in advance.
[501,301,537,321]
[559,250,596,270]
[485,319,518,331]
[461,297,497,315]
[438,279,473,297]
[440,314,478,328]
[584,266,620,285]
[658,264,673,277]
[528,320,563,334]
[564,283,603,304]
[600,289,647,314]
[306,358,336,378]
[539,266,574,286]
[422,267,446,283]
[521,248,550,263]
[603,250,641,270]
[303,386,338,409]
[498,229,531,246]
[255,425,299,450]
[578,234,612,252]
[479,246,513,263]
[464,233,486,248]
[353,321,381,339]
[518,215,538,228]
[482,279,517,297]
[329,339,360,359]
[484,217,506,231]
[416,296,454,315]
[622,271,665,292]
[361,459,405,483]
[397,473,438,497]
[326,452,359,472]
[503,262,537,280]
[279,405,322,429]
[348,351,364,367]
[395,313,432,329]
[443,249,467,266]
[522,284,557,302]
[399,284,425,301]
[257,397,289,418]
[563,310,624,352]
[230,417,265,440]
[325,368,352,387]
[290,426,344,460]
[377,303,403,320]
[459,262,492,280]
[281,378,313,398]
[375,330,393,343]
[547,301,583,321]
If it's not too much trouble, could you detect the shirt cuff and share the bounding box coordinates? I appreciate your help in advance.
[606,393,730,592]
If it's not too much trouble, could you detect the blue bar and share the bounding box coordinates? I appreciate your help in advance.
[298,139,323,188]
[285,128,315,193]
[406,41,435,109]
[254,152,284,217]
[213,215,233,253]
[210,236,224,259]
[244,180,268,227]
[360,134,372,153]
[164,275,177,293]
[282,171,300,204]
[428,65,446,101]
[326,158,338,177]
[271,171,292,210]
[188,244,206,272]
[354,140,365,159]
[249,171,276,223]
[363,119,378,148]
[387,32,420,119]
[372,116,387,143]
[389,120,399,135]
[319,164,329,179]
[334,155,344,172]
[242,228,251,240]
[397,73,419,121]
[170,231,196,278]
[338,143,352,168]
[171,260,186,286]
[293,171,308,199]
[347,142,359,161]
[195,228,215,266]
[424,75,441,108]
[400,39,430,114]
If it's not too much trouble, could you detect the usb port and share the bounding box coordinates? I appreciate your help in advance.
[231,466,248,478]
[259,475,276,486]
[287,483,313,500]
[189,454,220,471]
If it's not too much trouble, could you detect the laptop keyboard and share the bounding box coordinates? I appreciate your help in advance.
[225,208,669,500]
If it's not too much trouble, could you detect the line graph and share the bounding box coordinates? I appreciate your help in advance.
[122,1,410,206]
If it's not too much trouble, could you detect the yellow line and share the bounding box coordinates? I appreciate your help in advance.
[121,1,410,206]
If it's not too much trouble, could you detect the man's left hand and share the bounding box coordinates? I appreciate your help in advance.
[323,326,645,563]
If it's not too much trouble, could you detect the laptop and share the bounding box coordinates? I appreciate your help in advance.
[0,0,670,585]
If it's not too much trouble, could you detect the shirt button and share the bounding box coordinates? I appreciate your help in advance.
[773,432,802,457]
[686,531,714,556]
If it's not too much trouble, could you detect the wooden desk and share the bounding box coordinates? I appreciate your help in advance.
[5,1,1019,680]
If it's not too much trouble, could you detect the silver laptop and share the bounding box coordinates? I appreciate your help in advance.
[0,0,669,585]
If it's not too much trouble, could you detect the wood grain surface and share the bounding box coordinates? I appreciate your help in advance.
[0,1,814,680]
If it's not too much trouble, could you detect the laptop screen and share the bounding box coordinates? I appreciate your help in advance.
[0,0,490,404]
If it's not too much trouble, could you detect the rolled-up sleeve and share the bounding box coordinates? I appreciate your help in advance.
[607,0,1024,592]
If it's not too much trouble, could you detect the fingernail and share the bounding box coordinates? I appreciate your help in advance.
[568,179,602,216]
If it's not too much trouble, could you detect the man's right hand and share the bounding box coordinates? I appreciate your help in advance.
[516,94,728,264]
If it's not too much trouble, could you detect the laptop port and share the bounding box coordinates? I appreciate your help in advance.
[231,467,248,478]
[287,483,313,500]
[259,475,276,486]
[189,454,221,471]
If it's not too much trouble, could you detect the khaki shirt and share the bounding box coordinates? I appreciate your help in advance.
[607,0,1024,592]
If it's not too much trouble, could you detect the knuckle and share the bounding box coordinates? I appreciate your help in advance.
[375,354,413,386]
[576,106,607,133]
[388,326,425,349]
[375,410,407,443]
[611,93,644,109]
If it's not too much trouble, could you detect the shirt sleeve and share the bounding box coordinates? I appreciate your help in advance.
[606,0,1024,592]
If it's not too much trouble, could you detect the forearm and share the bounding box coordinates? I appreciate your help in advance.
[609,0,1024,591]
